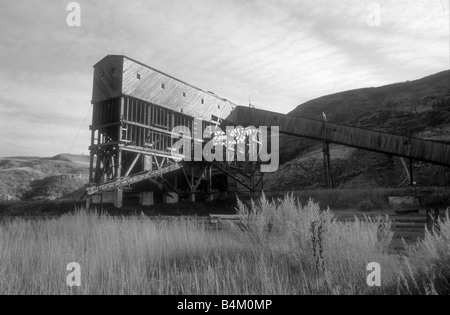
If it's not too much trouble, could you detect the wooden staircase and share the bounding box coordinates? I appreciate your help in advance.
[86,162,182,196]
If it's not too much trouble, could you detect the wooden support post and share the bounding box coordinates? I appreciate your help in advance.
[116,137,123,208]
[117,150,122,179]
[208,165,213,201]
[182,167,191,186]
[193,166,207,192]
[321,118,332,189]
[114,189,123,208]
[102,154,108,182]
[323,149,328,188]
[409,158,415,186]
[89,130,95,183]
[95,150,101,182]
[117,98,125,181]
[323,142,333,189]
[191,165,195,189]
[211,162,255,192]
[144,155,153,172]
[190,164,196,202]
[326,144,334,188]
[407,128,415,186]
[159,177,183,198]
[125,153,141,177]
[110,154,116,178]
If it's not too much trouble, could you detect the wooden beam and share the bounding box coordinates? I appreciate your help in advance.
[193,165,208,192]
[89,129,95,183]
[208,165,212,195]
[118,145,183,161]
[149,179,164,190]
[159,176,184,197]
[211,162,255,192]
[191,165,195,191]
[182,167,192,187]
[122,120,204,143]
[125,153,141,177]
[409,158,415,186]
[255,174,263,190]
[86,163,182,196]
[407,130,415,186]
[117,98,124,180]
[95,152,101,182]
[322,142,334,189]
[90,122,121,131]
[110,154,116,178]
[89,141,120,150]
[327,149,335,188]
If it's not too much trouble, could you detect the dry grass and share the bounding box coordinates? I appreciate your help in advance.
[394,212,450,294]
[0,194,449,295]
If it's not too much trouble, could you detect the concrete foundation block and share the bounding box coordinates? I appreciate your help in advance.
[164,192,179,204]
[188,193,196,202]
[91,192,115,205]
[86,197,91,210]
[140,191,154,206]
[114,189,123,208]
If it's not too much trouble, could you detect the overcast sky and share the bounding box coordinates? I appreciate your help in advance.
[0,0,448,157]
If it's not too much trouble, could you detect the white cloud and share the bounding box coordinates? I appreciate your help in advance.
[0,0,448,156]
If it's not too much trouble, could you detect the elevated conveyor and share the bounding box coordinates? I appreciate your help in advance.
[86,163,182,196]
[227,106,450,167]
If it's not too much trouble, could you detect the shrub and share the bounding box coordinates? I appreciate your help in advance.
[1,195,449,295]
[236,194,399,294]
[396,212,450,294]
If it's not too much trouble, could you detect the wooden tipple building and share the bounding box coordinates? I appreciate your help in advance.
[86,55,264,208]
[86,55,450,208]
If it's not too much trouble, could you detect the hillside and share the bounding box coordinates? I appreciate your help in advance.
[0,154,89,201]
[268,70,450,191]
[291,71,450,124]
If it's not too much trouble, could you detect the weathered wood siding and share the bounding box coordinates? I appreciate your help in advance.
[91,96,217,155]
[92,55,124,103]
[92,98,121,127]
[92,55,237,121]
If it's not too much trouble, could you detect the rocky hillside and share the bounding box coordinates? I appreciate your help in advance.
[0,154,89,201]
[268,70,450,191]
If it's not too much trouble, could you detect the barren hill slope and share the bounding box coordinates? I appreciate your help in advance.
[0,154,89,201]
[291,70,450,126]
[269,70,450,191]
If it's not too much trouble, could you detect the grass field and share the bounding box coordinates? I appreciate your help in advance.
[0,194,449,295]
